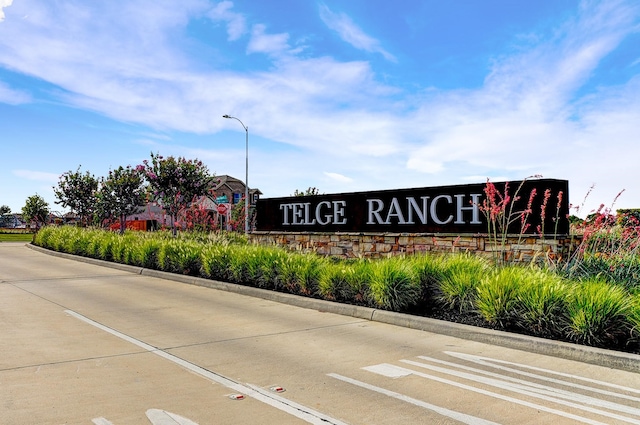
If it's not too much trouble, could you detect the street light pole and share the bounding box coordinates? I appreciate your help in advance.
[222,115,249,235]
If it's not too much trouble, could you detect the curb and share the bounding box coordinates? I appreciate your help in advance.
[28,244,640,374]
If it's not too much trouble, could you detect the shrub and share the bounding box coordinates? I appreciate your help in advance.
[564,278,634,347]
[369,256,420,311]
[256,246,289,289]
[156,239,202,275]
[435,254,489,313]
[226,245,253,284]
[513,270,569,338]
[131,237,162,268]
[475,267,523,328]
[318,259,371,303]
[200,244,231,281]
[272,252,325,295]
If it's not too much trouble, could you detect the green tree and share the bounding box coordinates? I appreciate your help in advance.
[97,165,147,234]
[22,194,50,230]
[0,205,11,227]
[293,187,321,197]
[53,166,99,226]
[137,153,213,236]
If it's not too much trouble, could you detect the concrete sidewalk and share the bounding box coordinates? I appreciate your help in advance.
[27,243,640,374]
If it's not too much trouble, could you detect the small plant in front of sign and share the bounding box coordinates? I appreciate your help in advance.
[512,269,569,338]
[563,189,640,291]
[564,278,634,347]
[479,176,566,266]
[318,259,372,304]
[475,267,522,328]
[369,256,421,311]
[479,178,532,264]
[434,254,489,313]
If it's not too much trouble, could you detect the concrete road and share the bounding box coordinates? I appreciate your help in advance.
[1,242,639,425]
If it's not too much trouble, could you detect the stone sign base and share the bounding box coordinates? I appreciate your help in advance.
[249,231,580,263]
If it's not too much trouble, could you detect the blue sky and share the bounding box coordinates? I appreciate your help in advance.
[1,0,639,217]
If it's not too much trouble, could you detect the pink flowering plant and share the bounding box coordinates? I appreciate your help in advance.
[479,176,566,265]
[137,153,214,236]
[565,190,640,291]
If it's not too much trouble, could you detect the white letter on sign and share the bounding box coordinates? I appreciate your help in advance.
[315,201,332,225]
[430,195,453,225]
[333,201,347,224]
[367,199,385,224]
[454,194,481,224]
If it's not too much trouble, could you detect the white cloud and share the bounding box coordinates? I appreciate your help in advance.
[13,169,59,182]
[324,172,353,183]
[246,24,290,56]
[396,0,640,214]
[0,81,30,104]
[319,3,396,62]
[207,1,246,41]
[0,0,12,21]
[0,0,639,215]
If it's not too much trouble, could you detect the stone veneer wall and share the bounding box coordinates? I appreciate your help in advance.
[249,231,580,263]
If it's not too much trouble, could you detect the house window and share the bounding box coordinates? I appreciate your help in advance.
[233,193,241,204]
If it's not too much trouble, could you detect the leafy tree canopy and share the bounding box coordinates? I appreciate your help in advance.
[22,194,50,228]
[97,165,147,233]
[293,187,321,197]
[137,152,213,234]
[53,166,99,226]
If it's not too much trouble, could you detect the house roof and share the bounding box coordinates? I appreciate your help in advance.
[213,175,262,195]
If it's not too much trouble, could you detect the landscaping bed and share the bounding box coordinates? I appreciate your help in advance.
[33,225,640,355]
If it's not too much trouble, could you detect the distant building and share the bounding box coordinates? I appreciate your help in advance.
[212,175,261,206]
[0,213,26,228]
[119,174,261,231]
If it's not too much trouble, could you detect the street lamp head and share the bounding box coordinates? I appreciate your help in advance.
[222,114,230,118]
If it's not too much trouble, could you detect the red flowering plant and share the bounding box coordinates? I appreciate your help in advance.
[183,195,219,232]
[478,175,567,265]
[566,190,640,290]
[228,196,247,232]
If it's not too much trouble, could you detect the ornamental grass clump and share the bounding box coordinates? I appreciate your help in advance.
[96,230,120,261]
[564,278,634,347]
[273,252,327,296]
[368,256,420,311]
[475,267,523,328]
[318,259,371,303]
[200,244,231,281]
[435,254,490,313]
[512,270,569,338]
[224,245,253,284]
[157,238,202,275]
[406,253,447,301]
[630,295,640,342]
[130,237,163,268]
[564,195,640,290]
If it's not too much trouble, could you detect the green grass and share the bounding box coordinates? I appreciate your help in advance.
[0,232,33,242]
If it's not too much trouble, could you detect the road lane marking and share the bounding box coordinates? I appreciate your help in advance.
[444,351,640,399]
[410,356,640,417]
[145,409,199,424]
[328,373,502,425]
[401,359,640,423]
[364,363,612,425]
[66,309,348,425]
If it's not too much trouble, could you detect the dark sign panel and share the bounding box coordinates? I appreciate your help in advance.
[256,179,569,235]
